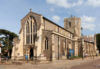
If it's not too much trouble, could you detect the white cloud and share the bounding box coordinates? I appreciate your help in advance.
[81,16,95,23]
[87,0,100,7]
[46,0,100,8]
[52,15,60,23]
[82,23,96,31]
[46,0,83,8]
[50,8,55,12]
[81,16,96,31]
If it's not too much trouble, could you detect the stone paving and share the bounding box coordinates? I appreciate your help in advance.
[71,57,100,69]
[0,56,100,69]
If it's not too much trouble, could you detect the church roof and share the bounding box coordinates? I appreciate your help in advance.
[20,10,73,34]
[43,17,73,34]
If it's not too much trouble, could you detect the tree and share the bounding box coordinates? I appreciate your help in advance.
[0,29,18,58]
[96,33,100,53]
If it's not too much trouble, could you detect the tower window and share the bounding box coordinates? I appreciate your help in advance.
[69,22,71,27]
[45,37,49,50]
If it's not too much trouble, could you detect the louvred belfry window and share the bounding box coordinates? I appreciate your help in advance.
[45,37,48,50]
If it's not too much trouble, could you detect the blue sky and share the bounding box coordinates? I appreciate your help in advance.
[0,0,100,35]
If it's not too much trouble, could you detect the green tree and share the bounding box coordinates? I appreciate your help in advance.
[96,33,100,53]
[0,29,18,58]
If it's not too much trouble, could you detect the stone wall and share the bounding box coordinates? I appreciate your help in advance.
[64,17,81,37]
[12,11,98,61]
[42,30,52,61]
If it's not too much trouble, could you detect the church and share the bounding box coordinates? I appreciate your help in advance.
[11,10,98,61]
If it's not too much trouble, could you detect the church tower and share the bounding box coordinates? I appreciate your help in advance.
[64,16,81,37]
[64,16,81,56]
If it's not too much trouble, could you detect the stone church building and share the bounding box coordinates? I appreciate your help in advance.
[12,10,98,61]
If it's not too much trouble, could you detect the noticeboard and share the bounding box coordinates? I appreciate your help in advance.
[69,49,74,56]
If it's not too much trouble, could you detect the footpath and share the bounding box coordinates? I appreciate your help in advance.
[0,56,100,69]
[51,56,100,69]
[37,56,100,69]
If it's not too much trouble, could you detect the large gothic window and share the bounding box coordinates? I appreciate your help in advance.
[26,22,29,33]
[26,22,30,44]
[30,18,33,44]
[33,23,37,34]
[25,16,37,45]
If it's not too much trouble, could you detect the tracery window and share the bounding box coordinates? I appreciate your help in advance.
[26,22,29,33]
[26,22,30,44]
[25,16,37,44]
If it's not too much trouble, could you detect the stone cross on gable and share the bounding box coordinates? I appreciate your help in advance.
[30,8,32,12]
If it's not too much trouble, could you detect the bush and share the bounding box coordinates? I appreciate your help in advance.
[70,56,82,59]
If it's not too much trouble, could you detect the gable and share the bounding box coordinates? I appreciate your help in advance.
[20,11,42,32]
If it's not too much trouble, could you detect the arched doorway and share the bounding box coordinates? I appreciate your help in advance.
[30,48,34,60]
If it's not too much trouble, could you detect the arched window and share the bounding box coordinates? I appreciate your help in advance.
[30,18,33,44]
[45,37,49,50]
[32,17,37,44]
[26,22,29,33]
[30,16,37,34]
[26,35,30,44]
[69,21,71,28]
[25,16,37,45]
[26,21,30,44]
[33,23,37,33]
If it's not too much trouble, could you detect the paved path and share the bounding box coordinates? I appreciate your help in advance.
[71,58,100,69]
[0,57,100,69]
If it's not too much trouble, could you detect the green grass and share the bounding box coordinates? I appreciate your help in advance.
[70,56,82,59]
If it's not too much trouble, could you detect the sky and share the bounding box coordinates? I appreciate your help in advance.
[0,0,100,36]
